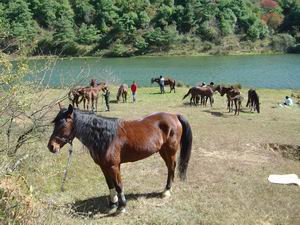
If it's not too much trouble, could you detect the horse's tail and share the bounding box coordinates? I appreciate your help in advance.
[182,89,191,100]
[246,89,251,107]
[177,114,193,181]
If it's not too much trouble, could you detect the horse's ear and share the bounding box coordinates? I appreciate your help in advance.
[58,102,63,110]
[67,104,74,117]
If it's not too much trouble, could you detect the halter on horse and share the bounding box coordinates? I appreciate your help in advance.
[47,105,193,214]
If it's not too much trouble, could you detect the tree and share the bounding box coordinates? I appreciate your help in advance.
[77,24,99,45]
[53,0,75,45]
[4,0,37,52]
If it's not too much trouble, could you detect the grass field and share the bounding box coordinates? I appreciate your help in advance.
[1,86,300,225]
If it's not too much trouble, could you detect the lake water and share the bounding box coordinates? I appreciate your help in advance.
[29,54,300,89]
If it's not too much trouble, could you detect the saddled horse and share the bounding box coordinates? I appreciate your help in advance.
[47,105,193,214]
[151,77,176,93]
[215,85,242,115]
[116,84,128,103]
[182,86,214,107]
[246,89,260,113]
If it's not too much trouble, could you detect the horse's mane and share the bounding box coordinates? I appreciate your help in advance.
[73,109,119,154]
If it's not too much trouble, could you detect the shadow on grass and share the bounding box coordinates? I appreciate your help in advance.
[149,92,165,95]
[69,191,162,218]
[202,109,227,117]
[109,100,118,104]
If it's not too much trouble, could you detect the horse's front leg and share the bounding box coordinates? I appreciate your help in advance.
[102,172,118,214]
[95,96,98,112]
[83,98,86,110]
[108,165,126,213]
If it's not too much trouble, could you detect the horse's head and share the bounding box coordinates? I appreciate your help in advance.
[90,79,97,87]
[48,104,75,154]
[151,78,155,84]
[215,85,224,96]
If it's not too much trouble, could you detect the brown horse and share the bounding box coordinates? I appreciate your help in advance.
[47,105,192,213]
[215,85,242,115]
[116,84,128,103]
[246,89,260,113]
[82,82,106,111]
[151,77,176,93]
[68,86,85,108]
[68,79,105,109]
[182,86,214,107]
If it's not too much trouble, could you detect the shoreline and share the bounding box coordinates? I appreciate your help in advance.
[9,50,287,61]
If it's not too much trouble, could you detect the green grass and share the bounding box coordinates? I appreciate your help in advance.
[2,86,300,225]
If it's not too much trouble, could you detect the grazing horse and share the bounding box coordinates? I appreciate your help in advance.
[68,86,85,108]
[246,89,260,113]
[116,84,128,103]
[182,86,214,107]
[215,85,242,115]
[47,105,193,214]
[151,77,176,93]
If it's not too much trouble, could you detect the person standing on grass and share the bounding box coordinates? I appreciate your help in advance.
[159,75,165,94]
[131,81,137,102]
[102,86,110,111]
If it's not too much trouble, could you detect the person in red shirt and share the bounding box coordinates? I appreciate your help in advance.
[130,81,137,102]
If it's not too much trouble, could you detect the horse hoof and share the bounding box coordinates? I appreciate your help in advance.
[107,204,118,214]
[162,189,171,198]
[118,207,126,214]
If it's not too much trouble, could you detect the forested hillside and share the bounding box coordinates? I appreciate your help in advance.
[0,0,300,57]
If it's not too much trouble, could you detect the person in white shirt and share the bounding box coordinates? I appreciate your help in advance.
[283,96,293,106]
[159,75,165,94]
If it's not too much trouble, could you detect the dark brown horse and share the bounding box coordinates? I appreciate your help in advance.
[151,77,176,93]
[246,89,260,113]
[116,84,128,103]
[68,86,85,108]
[47,105,192,213]
[182,86,214,107]
[215,85,242,115]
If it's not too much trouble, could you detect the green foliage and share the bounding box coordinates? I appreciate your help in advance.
[77,24,98,45]
[53,0,75,45]
[272,33,296,51]
[0,0,300,56]
[110,39,130,57]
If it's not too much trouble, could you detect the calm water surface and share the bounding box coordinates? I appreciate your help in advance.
[29,55,300,89]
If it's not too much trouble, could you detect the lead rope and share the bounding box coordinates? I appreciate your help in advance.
[61,141,73,192]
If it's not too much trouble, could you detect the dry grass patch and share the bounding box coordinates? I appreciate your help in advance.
[1,86,300,225]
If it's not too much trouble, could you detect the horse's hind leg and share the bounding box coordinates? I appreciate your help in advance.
[234,99,238,115]
[159,149,176,198]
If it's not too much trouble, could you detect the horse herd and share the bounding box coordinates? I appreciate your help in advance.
[48,76,261,215]
[68,77,260,115]
[183,83,260,115]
